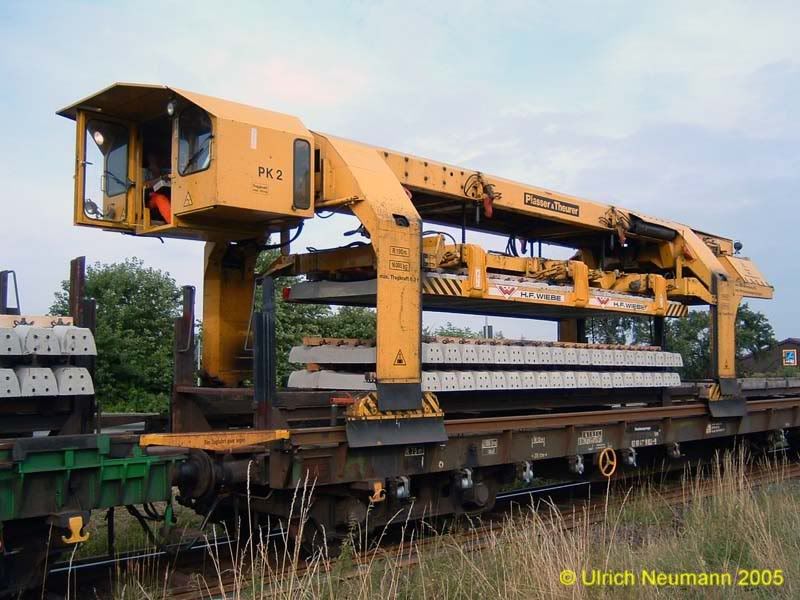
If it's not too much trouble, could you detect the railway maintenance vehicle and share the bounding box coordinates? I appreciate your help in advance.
[0,81,798,594]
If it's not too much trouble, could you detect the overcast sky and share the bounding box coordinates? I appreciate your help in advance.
[1,1,797,339]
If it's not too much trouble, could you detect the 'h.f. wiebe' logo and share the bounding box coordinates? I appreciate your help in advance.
[497,285,517,297]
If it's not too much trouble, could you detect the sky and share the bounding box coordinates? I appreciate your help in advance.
[0,1,797,339]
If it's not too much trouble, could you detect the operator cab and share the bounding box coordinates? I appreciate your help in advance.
[140,113,175,225]
[58,83,315,240]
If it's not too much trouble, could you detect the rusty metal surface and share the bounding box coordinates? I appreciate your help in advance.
[443,402,708,435]
[266,397,800,489]
[68,257,85,327]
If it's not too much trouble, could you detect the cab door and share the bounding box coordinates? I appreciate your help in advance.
[74,110,137,231]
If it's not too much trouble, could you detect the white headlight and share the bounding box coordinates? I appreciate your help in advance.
[93,130,105,146]
[167,100,176,116]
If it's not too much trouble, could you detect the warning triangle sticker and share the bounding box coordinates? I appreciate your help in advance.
[184,192,193,207]
[393,349,406,366]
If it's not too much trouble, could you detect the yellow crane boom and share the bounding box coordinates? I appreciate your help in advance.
[58,83,773,422]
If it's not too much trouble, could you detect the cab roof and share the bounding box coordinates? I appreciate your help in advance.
[57,82,309,136]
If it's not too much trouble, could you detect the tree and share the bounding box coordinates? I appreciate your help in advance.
[587,316,633,345]
[667,304,775,379]
[587,315,652,345]
[665,311,710,380]
[423,322,480,338]
[735,303,776,358]
[51,258,181,413]
[588,304,776,380]
[319,306,376,340]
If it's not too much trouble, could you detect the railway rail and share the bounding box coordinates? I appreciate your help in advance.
[46,480,590,597]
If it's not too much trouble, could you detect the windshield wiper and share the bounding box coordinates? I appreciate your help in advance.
[183,136,213,172]
[104,170,132,190]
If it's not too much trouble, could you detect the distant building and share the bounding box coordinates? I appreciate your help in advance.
[739,338,799,375]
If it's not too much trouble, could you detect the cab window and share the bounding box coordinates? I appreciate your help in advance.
[84,120,129,221]
[178,106,212,175]
[293,139,311,209]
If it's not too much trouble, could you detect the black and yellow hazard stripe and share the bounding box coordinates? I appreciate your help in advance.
[665,302,688,318]
[423,276,462,296]
[708,383,722,401]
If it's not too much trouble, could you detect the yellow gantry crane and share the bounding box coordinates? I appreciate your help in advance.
[58,83,773,444]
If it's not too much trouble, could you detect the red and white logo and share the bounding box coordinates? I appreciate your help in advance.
[497,285,517,297]
[596,297,610,306]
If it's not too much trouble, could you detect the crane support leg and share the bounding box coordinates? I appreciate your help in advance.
[320,136,423,411]
[709,274,745,417]
[317,136,446,446]
[202,242,258,386]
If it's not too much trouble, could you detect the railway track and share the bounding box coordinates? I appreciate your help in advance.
[40,392,800,599]
[162,459,800,600]
[45,480,590,598]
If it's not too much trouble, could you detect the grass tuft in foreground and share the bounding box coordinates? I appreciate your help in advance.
[121,450,800,599]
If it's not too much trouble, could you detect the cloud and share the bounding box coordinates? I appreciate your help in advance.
[0,1,796,339]
[589,1,800,132]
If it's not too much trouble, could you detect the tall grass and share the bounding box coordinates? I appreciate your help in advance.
[121,451,800,600]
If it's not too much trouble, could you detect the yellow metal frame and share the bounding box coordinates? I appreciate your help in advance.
[59,83,776,408]
[72,110,138,232]
[345,392,443,421]
[139,429,289,451]
[201,241,259,386]
[315,135,422,388]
